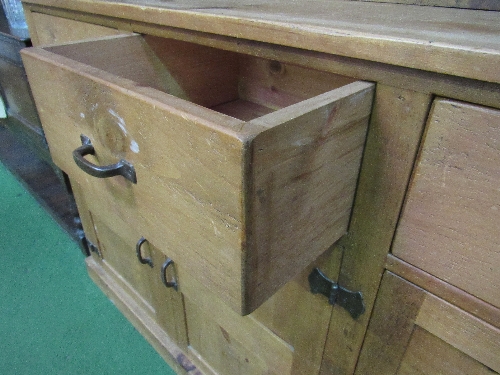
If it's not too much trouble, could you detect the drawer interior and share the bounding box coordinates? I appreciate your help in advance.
[45,34,355,121]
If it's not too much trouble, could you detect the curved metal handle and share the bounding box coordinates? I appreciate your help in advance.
[136,237,153,267]
[161,258,178,290]
[73,135,137,183]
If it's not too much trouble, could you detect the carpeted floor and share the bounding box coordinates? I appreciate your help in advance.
[0,161,175,374]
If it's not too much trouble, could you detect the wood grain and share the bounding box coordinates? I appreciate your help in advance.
[180,246,341,375]
[247,81,374,310]
[180,268,294,375]
[86,256,204,375]
[22,0,500,84]
[21,34,371,314]
[356,272,500,375]
[354,272,426,375]
[320,86,432,375]
[398,326,498,375]
[386,254,500,329]
[147,242,189,349]
[393,99,500,309]
[23,4,500,112]
[28,11,127,46]
[252,248,342,375]
[353,0,500,10]
[416,293,500,373]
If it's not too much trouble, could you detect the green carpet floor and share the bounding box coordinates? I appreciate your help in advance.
[0,161,175,374]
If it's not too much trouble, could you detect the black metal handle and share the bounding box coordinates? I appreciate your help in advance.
[136,237,153,267]
[161,258,178,290]
[73,135,137,183]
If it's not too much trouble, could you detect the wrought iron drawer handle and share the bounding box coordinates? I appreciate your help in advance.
[161,258,178,291]
[136,237,153,267]
[73,134,137,183]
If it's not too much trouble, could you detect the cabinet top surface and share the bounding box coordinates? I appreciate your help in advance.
[23,0,500,83]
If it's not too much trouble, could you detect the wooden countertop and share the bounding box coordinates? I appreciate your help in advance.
[22,0,500,83]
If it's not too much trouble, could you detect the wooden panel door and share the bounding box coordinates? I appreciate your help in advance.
[355,272,500,375]
[179,249,342,375]
[69,177,188,349]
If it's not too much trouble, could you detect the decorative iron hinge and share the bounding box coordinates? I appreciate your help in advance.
[308,268,365,319]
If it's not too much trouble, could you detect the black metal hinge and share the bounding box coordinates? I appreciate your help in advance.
[308,268,365,320]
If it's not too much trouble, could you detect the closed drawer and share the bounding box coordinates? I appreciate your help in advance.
[21,34,374,314]
[393,98,500,309]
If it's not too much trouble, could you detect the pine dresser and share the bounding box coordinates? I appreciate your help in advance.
[19,1,500,374]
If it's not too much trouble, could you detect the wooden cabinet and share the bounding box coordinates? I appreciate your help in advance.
[366,98,500,375]
[19,2,500,375]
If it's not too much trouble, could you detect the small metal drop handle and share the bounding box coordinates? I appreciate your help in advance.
[73,134,137,183]
[161,258,178,290]
[136,237,153,267]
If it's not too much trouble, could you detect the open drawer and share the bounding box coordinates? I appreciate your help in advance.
[21,34,374,314]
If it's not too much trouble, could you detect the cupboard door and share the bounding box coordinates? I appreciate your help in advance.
[92,215,155,314]
[147,241,188,348]
[356,272,500,375]
[69,177,188,348]
[393,99,500,309]
[179,250,339,375]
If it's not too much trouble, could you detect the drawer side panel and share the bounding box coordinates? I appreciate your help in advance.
[246,82,375,311]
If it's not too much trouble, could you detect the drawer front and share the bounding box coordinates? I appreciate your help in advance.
[356,272,500,375]
[393,99,500,309]
[22,34,373,314]
[22,35,247,312]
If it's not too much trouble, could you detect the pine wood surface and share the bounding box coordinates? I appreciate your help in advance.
[397,326,496,375]
[319,86,432,374]
[416,293,500,373]
[353,0,500,10]
[356,272,500,375]
[27,12,127,46]
[24,4,500,112]
[21,33,373,314]
[86,256,203,375]
[393,99,500,309]
[19,3,500,374]
[22,0,500,84]
[386,254,500,329]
